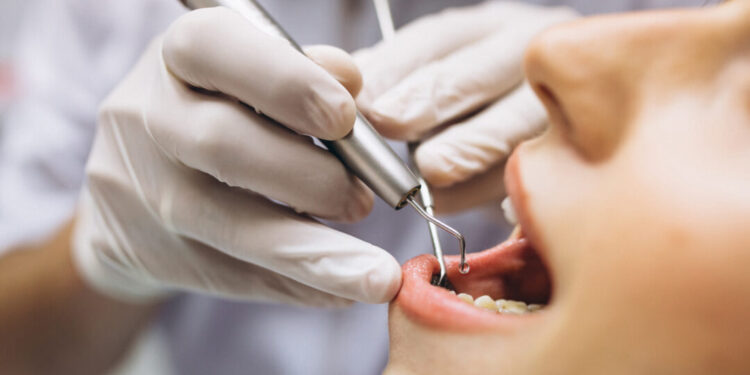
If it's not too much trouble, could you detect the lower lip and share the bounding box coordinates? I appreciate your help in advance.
[395,237,546,332]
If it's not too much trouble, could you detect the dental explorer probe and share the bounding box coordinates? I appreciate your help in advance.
[179,0,467,283]
[373,0,467,285]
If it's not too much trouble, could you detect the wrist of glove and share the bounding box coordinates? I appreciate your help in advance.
[355,1,579,213]
[73,191,171,303]
[72,8,400,306]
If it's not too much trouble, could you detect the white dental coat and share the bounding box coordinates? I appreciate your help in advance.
[0,0,704,373]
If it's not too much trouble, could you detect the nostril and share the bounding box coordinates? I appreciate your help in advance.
[534,84,555,106]
[532,83,572,134]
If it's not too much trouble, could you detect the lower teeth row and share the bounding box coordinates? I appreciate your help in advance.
[451,292,543,314]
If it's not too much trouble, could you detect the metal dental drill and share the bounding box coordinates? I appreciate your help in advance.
[179,0,468,286]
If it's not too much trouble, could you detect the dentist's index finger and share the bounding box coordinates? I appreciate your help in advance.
[354,1,511,106]
[415,84,547,188]
[304,45,363,98]
[364,7,577,140]
[162,7,356,140]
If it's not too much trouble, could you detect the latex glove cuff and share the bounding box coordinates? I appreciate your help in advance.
[72,191,173,304]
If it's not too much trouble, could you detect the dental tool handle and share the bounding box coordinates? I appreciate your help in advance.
[180,0,421,209]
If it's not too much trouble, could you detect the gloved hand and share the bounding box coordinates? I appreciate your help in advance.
[355,2,578,213]
[72,7,401,306]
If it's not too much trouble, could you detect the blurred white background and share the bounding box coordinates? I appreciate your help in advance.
[0,0,29,123]
[0,0,28,59]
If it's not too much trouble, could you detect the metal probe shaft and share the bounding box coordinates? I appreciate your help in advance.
[372,0,450,285]
[407,147,449,285]
[375,0,468,280]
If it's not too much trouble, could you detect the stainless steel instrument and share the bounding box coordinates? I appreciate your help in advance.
[179,0,468,286]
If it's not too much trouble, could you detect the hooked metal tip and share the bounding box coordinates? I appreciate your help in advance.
[430,274,455,289]
[406,196,468,281]
[407,180,447,288]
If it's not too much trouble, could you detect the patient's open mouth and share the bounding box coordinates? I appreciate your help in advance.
[395,226,553,331]
[395,148,552,331]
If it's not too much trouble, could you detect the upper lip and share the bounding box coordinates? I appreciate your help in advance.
[504,150,548,269]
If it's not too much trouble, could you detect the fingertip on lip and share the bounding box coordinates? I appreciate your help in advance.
[363,252,403,304]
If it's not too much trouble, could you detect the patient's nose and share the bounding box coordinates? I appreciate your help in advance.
[523,14,646,160]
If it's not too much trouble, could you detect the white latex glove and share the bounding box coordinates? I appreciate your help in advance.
[355,1,578,213]
[72,7,401,306]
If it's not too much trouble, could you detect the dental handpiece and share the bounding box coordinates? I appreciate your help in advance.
[373,0,467,282]
[179,0,467,282]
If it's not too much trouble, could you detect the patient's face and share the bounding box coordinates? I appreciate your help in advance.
[386,2,750,374]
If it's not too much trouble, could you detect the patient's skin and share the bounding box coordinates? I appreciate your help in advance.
[385,1,750,374]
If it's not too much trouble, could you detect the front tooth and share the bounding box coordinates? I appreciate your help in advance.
[457,293,474,305]
[474,295,499,312]
[502,197,518,225]
[497,299,529,315]
[496,299,510,311]
[527,304,544,312]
